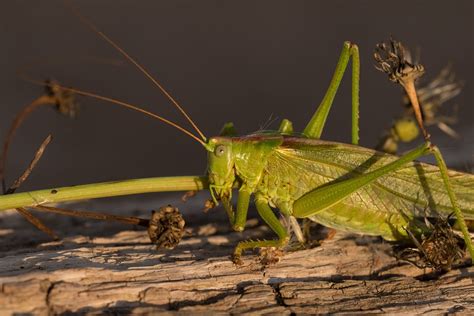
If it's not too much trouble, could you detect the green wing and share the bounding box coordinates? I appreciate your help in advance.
[262,138,474,240]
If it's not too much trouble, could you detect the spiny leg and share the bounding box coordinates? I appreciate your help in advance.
[303,41,360,145]
[232,195,289,263]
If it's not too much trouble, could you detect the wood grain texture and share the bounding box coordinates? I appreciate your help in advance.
[0,198,472,315]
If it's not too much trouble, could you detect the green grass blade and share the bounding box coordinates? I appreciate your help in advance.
[0,175,208,211]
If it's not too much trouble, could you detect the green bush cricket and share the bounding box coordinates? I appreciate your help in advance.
[0,10,473,265]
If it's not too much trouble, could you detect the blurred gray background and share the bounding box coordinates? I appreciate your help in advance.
[1,0,473,193]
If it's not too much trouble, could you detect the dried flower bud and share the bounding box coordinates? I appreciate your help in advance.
[396,214,466,272]
[374,38,429,139]
[374,38,425,86]
[147,205,185,249]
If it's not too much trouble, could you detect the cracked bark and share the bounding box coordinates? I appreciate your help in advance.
[0,198,473,315]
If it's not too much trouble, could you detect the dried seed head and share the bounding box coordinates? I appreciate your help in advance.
[419,220,465,271]
[374,38,425,86]
[374,38,430,139]
[147,205,185,249]
[397,215,466,272]
[44,79,79,118]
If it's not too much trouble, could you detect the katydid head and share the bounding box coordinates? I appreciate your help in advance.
[205,137,236,203]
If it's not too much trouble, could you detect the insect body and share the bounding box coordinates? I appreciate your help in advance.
[206,134,474,260]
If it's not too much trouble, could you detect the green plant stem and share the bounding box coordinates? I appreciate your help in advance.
[0,175,208,211]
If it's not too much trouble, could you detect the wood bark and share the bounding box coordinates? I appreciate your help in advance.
[0,199,473,315]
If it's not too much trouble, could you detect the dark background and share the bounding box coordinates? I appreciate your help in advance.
[1,0,473,193]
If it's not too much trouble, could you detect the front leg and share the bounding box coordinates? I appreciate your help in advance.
[232,187,251,231]
[233,195,289,262]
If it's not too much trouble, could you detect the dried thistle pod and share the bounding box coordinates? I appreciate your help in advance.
[374,37,429,139]
[147,205,186,249]
[374,38,425,86]
[397,214,466,272]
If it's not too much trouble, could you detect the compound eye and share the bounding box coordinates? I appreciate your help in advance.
[215,145,227,157]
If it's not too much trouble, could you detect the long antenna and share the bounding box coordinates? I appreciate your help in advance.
[65,1,207,142]
[20,76,206,146]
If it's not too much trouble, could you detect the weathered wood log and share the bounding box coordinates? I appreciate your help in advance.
[0,200,473,315]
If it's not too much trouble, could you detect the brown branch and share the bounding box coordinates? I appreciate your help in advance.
[32,205,149,227]
[5,135,52,195]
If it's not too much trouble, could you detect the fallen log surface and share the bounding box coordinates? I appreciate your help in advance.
[0,197,473,315]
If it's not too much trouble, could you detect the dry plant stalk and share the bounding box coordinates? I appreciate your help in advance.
[3,135,58,239]
[0,80,78,193]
